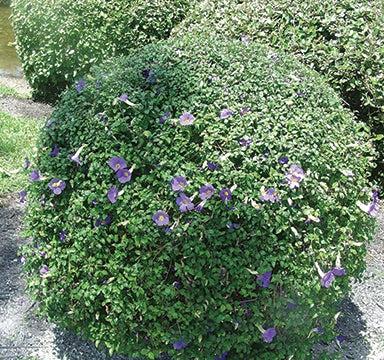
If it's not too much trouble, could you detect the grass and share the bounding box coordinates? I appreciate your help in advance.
[0,83,18,97]
[0,83,31,99]
[0,111,43,196]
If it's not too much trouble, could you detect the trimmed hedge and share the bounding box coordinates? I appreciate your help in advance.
[21,35,376,359]
[173,0,384,183]
[11,0,190,102]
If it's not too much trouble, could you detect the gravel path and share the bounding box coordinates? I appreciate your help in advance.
[0,193,383,360]
[0,195,130,360]
[0,73,31,97]
[0,96,52,119]
[0,74,52,119]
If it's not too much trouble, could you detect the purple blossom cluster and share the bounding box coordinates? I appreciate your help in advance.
[285,164,306,189]
[260,188,279,203]
[152,175,234,228]
[320,267,346,288]
[106,156,133,203]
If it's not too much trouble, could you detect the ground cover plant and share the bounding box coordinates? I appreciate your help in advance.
[0,111,42,195]
[11,0,190,102]
[20,34,377,359]
[173,0,384,184]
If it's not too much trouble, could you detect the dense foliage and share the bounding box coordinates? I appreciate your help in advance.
[21,35,376,359]
[173,0,384,182]
[11,0,190,102]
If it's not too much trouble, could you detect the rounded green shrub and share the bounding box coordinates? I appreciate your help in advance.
[173,0,384,183]
[11,0,190,102]
[22,35,376,359]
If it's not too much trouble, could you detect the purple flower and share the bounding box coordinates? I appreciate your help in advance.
[199,184,215,200]
[220,108,233,119]
[118,93,136,106]
[357,190,379,216]
[20,256,26,265]
[173,339,187,350]
[70,145,86,165]
[39,265,49,277]
[332,267,346,277]
[285,164,306,189]
[336,335,346,345]
[50,145,60,157]
[219,188,232,202]
[104,215,112,226]
[257,271,272,288]
[321,270,335,288]
[159,111,171,124]
[19,190,27,203]
[278,156,289,165]
[75,79,86,93]
[207,162,219,171]
[152,210,170,226]
[30,170,41,182]
[118,93,129,102]
[195,200,206,212]
[215,352,228,360]
[171,176,188,192]
[48,178,66,195]
[108,156,127,172]
[23,157,31,169]
[262,327,276,343]
[117,168,132,183]
[107,186,119,204]
[239,137,253,148]
[59,231,67,242]
[179,112,195,126]
[260,188,279,203]
[176,193,194,212]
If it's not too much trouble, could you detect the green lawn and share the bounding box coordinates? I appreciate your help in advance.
[0,111,42,195]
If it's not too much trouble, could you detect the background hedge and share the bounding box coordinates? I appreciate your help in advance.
[21,34,377,359]
[11,0,190,102]
[173,0,384,184]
